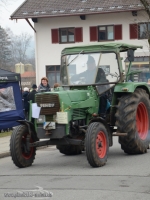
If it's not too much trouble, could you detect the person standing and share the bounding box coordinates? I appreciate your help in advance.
[28,84,38,103]
[53,83,60,89]
[38,77,51,92]
[22,87,29,120]
[28,84,38,124]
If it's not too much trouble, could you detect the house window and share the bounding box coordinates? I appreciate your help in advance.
[90,25,122,42]
[98,25,114,41]
[46,65,60,88]
[60,28,75,43]
[138,23,150,39]
[51,27,83,43]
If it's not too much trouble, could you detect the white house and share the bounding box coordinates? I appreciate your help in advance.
[10,0,150,87]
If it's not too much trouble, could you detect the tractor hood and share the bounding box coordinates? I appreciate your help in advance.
[52,89,89,102]
[66,90,88,101]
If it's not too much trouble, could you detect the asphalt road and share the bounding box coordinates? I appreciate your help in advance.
[0,137,150,200]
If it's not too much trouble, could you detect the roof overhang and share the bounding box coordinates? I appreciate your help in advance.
[10,0,147,20]
[10,8,144,20]
[10,0,148,33]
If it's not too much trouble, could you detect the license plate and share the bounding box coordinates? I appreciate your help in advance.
[56,112,68,124]
[43,122,56,130]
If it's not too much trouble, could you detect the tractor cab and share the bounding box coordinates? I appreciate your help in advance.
[61,52,120,86]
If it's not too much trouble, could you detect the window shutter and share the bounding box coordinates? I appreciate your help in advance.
[75,27,83,42]
[90,26,98,41]
[114,25,122,40]
[130,24,138,39]
[51,29,59,43]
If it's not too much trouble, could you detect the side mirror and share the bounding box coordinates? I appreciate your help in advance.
[127,49,134,62]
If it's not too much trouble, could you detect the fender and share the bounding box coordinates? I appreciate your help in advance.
[89,117,113,147]
[16,120,38,141]
[114,82,150,94]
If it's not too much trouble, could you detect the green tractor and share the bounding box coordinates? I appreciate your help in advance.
[10,43,150,168]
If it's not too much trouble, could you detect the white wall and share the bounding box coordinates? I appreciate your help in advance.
[34,10,149,84]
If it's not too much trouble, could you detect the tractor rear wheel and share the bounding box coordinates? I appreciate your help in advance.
[85,122,109,167]
[116,88,150,154]
[56,145,82,155]
[10,125,36,168]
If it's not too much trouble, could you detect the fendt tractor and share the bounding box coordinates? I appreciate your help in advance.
[10,43,150,168]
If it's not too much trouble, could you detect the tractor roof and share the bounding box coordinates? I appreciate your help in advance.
[61,43,142,55]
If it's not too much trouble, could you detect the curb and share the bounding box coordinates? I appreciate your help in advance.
[0,146,56,159]
[0,152,10,159]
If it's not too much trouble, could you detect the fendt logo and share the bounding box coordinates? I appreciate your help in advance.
[40,103,55,108]
[0,77,8,80]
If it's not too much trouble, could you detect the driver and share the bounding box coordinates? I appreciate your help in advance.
[71,56,109,84]
[71,56,97,84]
[96,68,108,83]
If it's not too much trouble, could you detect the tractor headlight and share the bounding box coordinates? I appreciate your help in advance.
[122,87,129,92]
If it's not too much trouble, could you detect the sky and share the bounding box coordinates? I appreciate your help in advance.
[0,0,34,35]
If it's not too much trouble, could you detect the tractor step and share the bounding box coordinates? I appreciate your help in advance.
[112,132,128,136]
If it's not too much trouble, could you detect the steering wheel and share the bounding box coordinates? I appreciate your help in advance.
[70,76,87,85]
[107,73,117,77]
[70,80,77,85]
[107,72,120,80]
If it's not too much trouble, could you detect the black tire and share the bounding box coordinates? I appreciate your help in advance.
[115,88,150,154]
[56,145,82,155]
[85,122,109,167]
[10,125,36,168]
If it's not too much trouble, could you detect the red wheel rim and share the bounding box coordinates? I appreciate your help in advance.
[136,102,149,140]
[21,133,34,159]
[96,131,107,158]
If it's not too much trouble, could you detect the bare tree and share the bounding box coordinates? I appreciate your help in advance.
[140,1,150,44]
[0,26,11,70]
[133,1,150,72]
[3,28,35,71]
[7,32,32,65]
[140,0,150,18]
[14,33,31,63]
[26,49,35,70]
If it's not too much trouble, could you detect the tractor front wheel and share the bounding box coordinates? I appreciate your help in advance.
[10,125,36,168]
[85,122,109,167]
[116,88,150,154]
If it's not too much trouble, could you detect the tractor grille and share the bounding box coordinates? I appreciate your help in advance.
[72,109,86,120]
[46,115,54,121]
[36,94,60,115]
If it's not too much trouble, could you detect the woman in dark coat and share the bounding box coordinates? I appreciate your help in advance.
[28,84,37,103]
[37,77,51,92]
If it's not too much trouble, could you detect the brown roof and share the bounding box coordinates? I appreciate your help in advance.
[21,71,36,77]
[10,0,150,19]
